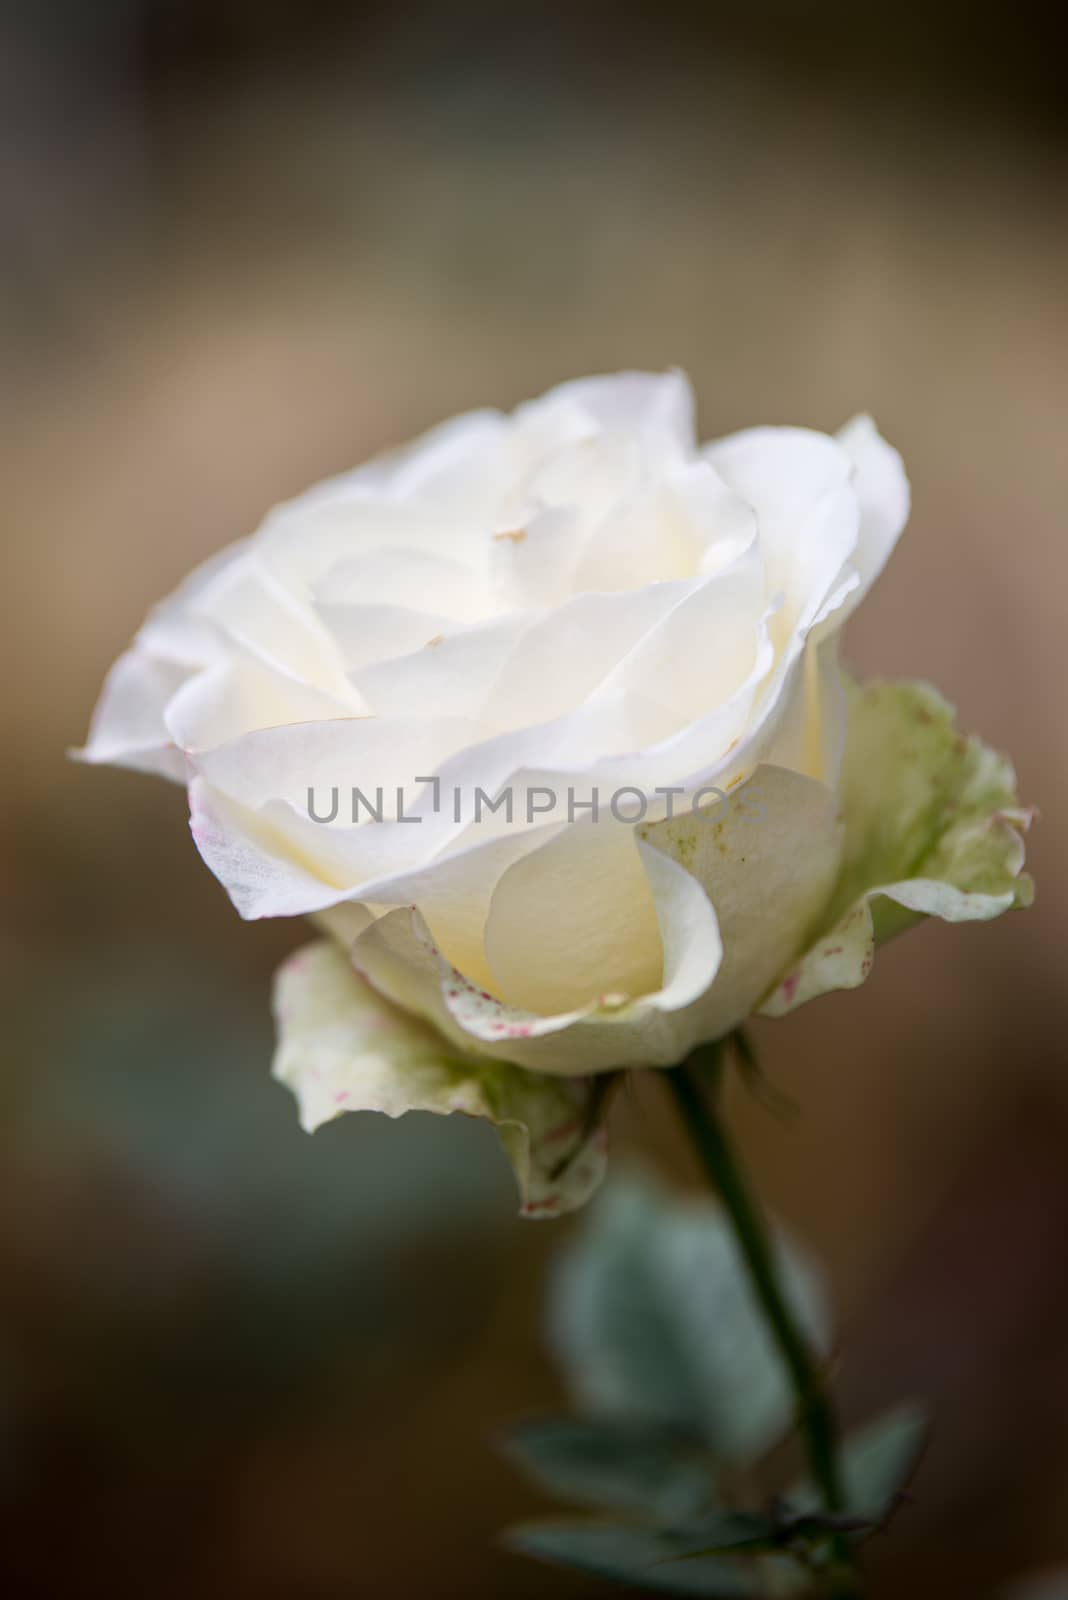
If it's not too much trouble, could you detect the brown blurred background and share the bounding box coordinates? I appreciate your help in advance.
[1,3,1066,1596]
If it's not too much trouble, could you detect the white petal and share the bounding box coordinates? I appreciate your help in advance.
[352,611,535,722]
[337,864,721,1077]
[487,506,583,611]
[368,408,512,514]
[335,812,568,993]
[195,551,358,702]
[77,649,191,780]
[485,818,664,1015]
[705,425,860,638]
[581,547,764,746]
[165,655,355,752]
[639,764,843,1041]
[273,939,610,1216]
[314,545,488,622]
[193,712,489,823]
[522,370,696,458]
[481,579,705,731]
[275,408,510,517]
[189,778,357,918]
[671,458,759,577]
[835,414,910,610]
[759,634,850,789]
[187,711,498,916]
[314,602,461,673]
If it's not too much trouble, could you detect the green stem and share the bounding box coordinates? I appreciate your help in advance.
[664,1048,860,1597]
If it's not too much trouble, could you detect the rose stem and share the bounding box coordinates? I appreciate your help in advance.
[664,1044,860,1597]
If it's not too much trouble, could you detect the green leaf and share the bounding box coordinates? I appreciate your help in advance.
[667,1502,895,1566]
[789,1404,927,1526]
[839,1404,927,1521]
[502,1416,715,1521]
[504,1520,768,1596]
[660,1510,782,1560]
[548,1173,831,1465]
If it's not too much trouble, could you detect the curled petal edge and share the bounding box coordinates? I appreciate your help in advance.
[272,939,612,1216]
[762,679,1034,1018]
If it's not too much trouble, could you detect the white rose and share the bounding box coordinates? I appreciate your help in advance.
[81,372,1031,1214]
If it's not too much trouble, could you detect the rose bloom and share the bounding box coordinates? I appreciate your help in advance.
[81,373,1031,1213]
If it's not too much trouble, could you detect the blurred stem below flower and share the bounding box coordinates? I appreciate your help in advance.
[664,1045,861,1598]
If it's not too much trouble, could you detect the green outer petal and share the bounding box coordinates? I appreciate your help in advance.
[763,680,1033,1017]
[272,940,610,1216]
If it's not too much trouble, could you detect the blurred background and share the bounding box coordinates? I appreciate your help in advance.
[1,2,1066,1595]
